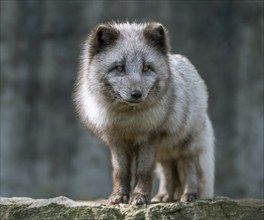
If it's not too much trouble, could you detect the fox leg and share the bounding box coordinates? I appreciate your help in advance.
[177,156,200,202]
[108,145,132,204]
[152,161,177,202]
[130,144,156,205]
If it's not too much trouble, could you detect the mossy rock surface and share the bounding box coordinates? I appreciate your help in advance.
[0,196,263,220]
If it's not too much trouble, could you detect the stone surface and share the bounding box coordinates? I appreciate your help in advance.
[0,197,263,220]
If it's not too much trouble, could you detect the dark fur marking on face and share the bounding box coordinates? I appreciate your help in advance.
[149,79,161,93]
[143,23,169,55]
[89,23,120,57]
[101,77,120,102]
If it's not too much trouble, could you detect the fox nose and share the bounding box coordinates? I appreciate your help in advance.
[131,90,142,100]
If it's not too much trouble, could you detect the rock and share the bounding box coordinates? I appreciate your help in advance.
[0,196,263,220]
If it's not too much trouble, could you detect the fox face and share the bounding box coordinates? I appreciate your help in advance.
[86,22,172,110]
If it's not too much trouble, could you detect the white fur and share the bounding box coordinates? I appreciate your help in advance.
[78,78,109,130]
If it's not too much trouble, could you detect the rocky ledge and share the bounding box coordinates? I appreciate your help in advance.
[0,196,263,220]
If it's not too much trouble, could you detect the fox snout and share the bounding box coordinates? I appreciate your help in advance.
[122,89,143,104]
[130,90,142,101]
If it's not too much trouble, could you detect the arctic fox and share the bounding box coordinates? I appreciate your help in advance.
[74,22,214,205]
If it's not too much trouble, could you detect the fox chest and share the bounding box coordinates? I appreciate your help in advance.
[107,113,156,136]
[84,98,168,141]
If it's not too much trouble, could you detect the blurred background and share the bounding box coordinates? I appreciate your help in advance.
[1,0,263,200]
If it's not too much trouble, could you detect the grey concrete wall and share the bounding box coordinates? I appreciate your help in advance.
[1,0,263,200]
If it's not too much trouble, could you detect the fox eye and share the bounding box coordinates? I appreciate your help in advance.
[115,65,124,72]
[143,65,151,72]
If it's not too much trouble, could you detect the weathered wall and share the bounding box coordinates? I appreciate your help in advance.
[0,0,263,200]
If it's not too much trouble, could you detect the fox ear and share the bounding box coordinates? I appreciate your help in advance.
[143,23,169,54]
[89,24,120,56]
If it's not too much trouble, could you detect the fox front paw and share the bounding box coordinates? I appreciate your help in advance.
[129,193,150,205]
[108,193,129,204]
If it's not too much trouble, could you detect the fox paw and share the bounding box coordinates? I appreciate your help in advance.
[180,192,198,202]
[130,193,150,205]
[108,193,129,204]
[151,193,174,203]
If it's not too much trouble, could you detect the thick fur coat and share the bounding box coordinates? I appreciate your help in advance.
[74,22,214,205]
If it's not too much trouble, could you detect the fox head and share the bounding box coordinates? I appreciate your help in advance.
[82,22,172,110]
